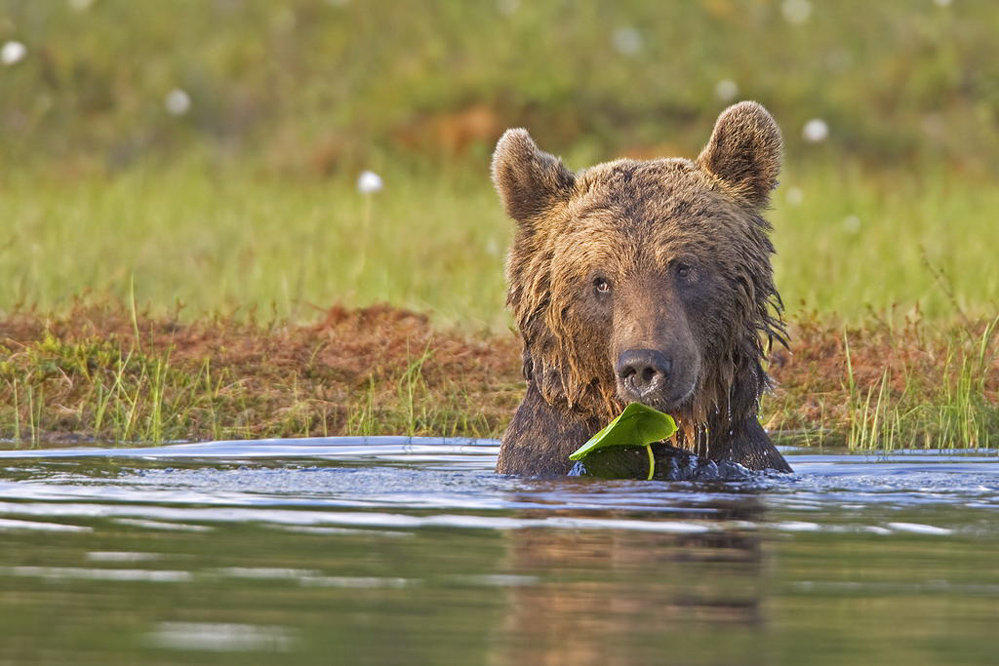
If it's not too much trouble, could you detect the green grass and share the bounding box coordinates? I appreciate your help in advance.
[2,333,219,445]
[0,161,510,329]
[846,316,999,451]
[771,163,999,322]
[0,303,518,447]
[342,343,495,439]
[2,160,997,330]
[763,315,999,452]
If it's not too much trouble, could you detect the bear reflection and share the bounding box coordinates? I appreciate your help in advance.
[490,494,771,666]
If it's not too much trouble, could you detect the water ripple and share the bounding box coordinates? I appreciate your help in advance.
[0,439,995,536]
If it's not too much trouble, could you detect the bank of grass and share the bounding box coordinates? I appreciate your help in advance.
[0,303,522,446]
[0,303,996,451]
[764,314,999,450]
[1,160,998,450]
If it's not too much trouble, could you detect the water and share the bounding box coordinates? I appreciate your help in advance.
[0,437,996,665]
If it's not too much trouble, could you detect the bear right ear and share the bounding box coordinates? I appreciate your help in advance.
[491,129,575,227]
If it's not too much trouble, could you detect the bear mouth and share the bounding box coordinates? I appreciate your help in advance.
[615,376,698,415]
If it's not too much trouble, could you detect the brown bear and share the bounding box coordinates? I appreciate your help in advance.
[491,101,792,476]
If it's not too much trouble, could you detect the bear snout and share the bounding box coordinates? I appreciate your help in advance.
[616,349,672,399]
[614,344,700,410]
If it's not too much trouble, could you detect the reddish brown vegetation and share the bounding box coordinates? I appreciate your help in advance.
[766,316,999,444]
[0,303,521,443]
[391,104,505,158]
[0,303,995,446]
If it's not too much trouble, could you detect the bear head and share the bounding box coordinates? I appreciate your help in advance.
[492,101,787,453]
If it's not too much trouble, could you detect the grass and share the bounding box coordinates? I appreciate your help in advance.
[770,164,999,323]
[0,304,520,446]
[763,315,999,451]
[0,2,996,450]
[1,159,997,451]
[0,162,509,329]
[2,160,998,331]
[1,331,223,445]
[0,303,995,451]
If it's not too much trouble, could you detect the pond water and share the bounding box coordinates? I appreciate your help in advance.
[0,437,996,665]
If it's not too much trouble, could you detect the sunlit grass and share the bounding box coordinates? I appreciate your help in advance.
[2,159,997,330]
[764,314,999,452]
[1,333,225,445]
[0,160,510,330]
[771,163,999,322]
[0,304,518,447]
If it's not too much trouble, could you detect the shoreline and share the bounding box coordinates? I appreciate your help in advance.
[1,303,994,450]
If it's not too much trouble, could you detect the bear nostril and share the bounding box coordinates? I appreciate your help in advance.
[616,349,672,397]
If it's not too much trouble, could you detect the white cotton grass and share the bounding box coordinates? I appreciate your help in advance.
[164,89,191,116]
[843,215,861,234]
[1,41,27,66]
[802,118,829,143]
[496,0,519,15]
[357,170,384,195]
[781,0,812,24]
[612,27,642,56]
[714,79,739,103]
[785,186,805,207]
[933,0,952,6]
[353,171,383,278]
[68,0,95,11]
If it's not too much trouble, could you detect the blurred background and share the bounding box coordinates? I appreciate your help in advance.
[1,0,997,327]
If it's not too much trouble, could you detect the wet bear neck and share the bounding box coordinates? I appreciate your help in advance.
[497,381,605,476]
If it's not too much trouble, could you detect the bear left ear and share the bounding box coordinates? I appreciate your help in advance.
[696,101,782,208]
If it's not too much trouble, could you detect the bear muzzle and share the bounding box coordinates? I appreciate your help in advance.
[614,347,699,411]
[616,349,671,397]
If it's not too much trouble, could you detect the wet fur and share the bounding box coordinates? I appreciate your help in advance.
[493,102,792,476]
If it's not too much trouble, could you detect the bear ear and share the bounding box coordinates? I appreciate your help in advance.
[696,101,782,208]
[491,129,575,227]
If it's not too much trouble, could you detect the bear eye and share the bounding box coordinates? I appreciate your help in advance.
[676,263,691,280]
[593,277,612,295]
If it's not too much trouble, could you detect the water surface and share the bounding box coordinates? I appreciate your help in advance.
[0,437,996,665]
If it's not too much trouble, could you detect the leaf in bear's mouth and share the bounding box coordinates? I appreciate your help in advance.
[569,403,678,480]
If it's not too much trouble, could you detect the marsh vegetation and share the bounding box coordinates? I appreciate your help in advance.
[1,0,996,449]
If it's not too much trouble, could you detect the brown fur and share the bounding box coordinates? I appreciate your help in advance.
[492,101,792,476]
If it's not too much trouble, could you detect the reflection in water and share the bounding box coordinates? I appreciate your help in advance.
[149,622,297,653]
[494,498,770,666]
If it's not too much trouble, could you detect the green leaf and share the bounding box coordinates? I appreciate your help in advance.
[569,403,678,461]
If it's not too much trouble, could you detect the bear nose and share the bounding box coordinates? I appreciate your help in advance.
[616,349,672,397]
